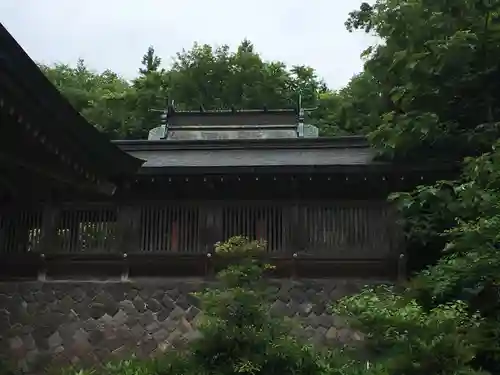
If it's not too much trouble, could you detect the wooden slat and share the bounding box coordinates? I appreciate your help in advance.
[0,200,403,262]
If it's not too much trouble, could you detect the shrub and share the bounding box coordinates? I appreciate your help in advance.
[332,285,486,375]
[186,235,324,375]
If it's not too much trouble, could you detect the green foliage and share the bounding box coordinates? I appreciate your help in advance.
[188,236,322,375]
[400,146,500,372]
[39,59,139,139]
[310,72,385,137]
[346,0,500,161]
[56,356,158,375]
[101,357,154,375]
[333,286,484,375]
[39,41,338,139]
[0,360,19,375]
[336,0,500,373]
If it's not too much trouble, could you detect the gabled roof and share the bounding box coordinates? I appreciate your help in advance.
[115,136,459,176]
[166,108,299,130]
[0,23,143,194]
[159,107,303,140]
[115,136,377,173]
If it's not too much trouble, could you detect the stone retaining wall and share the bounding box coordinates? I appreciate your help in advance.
[0,278,380,373]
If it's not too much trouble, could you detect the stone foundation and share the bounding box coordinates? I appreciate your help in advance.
[0,278,380,372]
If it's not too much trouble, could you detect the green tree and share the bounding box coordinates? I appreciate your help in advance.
[310,71,385,136]
[337,0,500,372]
[346,0,500,161]
[127,46,170,139]
[167,40,323,110]
[39,59,136,139]
[187,236,322,375]
[40,41,331,139]
[333,286,483,375]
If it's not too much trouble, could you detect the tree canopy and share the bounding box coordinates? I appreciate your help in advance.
[337,0,500,373]
[39,41,334,140]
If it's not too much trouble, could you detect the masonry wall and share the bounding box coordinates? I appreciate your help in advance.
[0,278,382,373]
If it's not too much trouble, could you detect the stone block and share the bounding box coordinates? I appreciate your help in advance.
[0,278,381,373]
[145,321,160,333]
[140,337,157,357]
[89,303,107,319]
[133,296,147,313]
[119,300,137,315]
[112,309,128,326]
[185,306,200,321]
[138,311,156,328]
[146,298,162,313]
[130,324,144,340]
[88,329,105,346]
[70,287,87,302]
[325,326,338,341]
[9,336,23,351]
[168,306,185,320]
[22,334,36,351]
[270,300,290,317]
[166,288,180,301]
[175,295,191,310]
[152,328,169,343]
[48,332,63,349]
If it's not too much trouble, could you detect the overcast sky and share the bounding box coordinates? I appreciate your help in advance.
[0,0,376,89]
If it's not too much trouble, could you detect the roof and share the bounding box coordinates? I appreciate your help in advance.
[115,136,380,173]
[161,107,302,141]
[0,23,143,186]
[166,108,298,128]
[115,136,459,176]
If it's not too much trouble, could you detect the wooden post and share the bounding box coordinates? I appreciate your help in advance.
[291,252,298,279]
[121,253,130,282]
[390,203,407,282]
[38,205,60,254]
[38,253,47,281]
[199,205,222,253]
[114,205,140,281]
[205,252,214,278]
[114,205,141,254]
[36,205,60,280]
[288,179,306,258]
[0,210,6,253]
[397,253,406,282]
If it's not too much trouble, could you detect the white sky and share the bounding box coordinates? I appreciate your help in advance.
[0,0,376,89]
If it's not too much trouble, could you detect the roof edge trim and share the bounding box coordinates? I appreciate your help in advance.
[113,136,370,152]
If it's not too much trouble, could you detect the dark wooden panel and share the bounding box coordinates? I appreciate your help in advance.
[0,254,40,280]
[0,254,399,280]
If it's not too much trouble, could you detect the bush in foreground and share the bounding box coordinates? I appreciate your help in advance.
[332,285,486,375]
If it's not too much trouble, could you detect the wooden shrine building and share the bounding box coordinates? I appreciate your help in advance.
[0,23,457,280]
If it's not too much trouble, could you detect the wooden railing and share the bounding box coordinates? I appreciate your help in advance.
[0,200,404,279]
[0,201,402,256]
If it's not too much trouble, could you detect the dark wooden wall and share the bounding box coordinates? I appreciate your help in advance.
[0,200,404,279]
